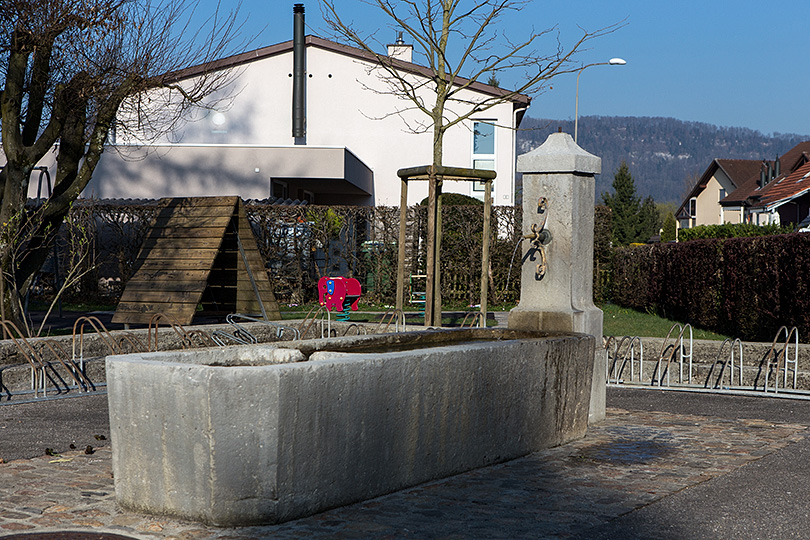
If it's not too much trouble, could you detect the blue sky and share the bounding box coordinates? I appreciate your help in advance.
[199,1,809,136]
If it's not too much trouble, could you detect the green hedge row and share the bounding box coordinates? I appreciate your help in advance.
[611,233,810,342]
[678,222,794,241]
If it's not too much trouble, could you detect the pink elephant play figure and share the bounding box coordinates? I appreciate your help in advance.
[318,276,362,312]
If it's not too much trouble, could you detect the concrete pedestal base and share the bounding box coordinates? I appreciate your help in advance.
[509,307,605,423]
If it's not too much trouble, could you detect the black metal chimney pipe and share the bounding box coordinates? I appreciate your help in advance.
[292,4,306,140]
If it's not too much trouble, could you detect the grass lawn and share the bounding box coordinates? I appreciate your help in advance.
[601,303,728,341]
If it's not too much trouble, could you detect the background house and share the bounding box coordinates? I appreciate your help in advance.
[84,8,529,207]
[677,141,810,229]
[676,159,762,229]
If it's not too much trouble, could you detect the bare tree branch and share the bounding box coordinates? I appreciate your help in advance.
[0,0,248,326]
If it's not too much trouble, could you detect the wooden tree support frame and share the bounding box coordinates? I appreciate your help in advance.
[113,197,281,326]
[396,166,496,327]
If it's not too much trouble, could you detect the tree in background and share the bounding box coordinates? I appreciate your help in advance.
[638,196,661,242]
[321,0,620,323]
[603,162,638,244]
[0,0,243,328]
[602,162,661,244]
[661,213,677,242]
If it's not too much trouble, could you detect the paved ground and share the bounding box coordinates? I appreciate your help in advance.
[2,388,810,539]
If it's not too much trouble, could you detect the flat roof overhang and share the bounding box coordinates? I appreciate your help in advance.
[91,144,373,200]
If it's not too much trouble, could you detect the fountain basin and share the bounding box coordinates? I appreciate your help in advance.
[107,328,594,526]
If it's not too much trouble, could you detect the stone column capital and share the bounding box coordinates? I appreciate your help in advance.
[516,132,601,176]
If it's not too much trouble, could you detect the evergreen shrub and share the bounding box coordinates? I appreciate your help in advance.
[612,232,810,341]
[679,222,793,241]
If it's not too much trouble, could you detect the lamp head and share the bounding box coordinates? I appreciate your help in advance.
[608,58,627,65]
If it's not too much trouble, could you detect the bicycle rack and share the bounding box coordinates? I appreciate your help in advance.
[341,323,367,336]
[705,337,743,390]
[653,323,692,386]
[211,330,253,347]
[298,306,331,339]
[0,320,93,398]
[148,313,198,351]
[460,311,485,329]
[763,326,799,393]
[225,314,301,342]
[374,309,406,334]
[605,335,643,384]
[72,316,147,370]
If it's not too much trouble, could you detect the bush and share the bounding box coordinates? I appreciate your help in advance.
[678,222,793,241]
[612,232,810,341]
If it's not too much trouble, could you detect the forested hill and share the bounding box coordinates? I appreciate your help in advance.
[516,116,809,204]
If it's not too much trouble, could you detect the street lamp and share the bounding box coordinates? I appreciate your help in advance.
[574,57,626,143]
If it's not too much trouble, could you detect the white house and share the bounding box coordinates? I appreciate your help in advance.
[86,9,530,207]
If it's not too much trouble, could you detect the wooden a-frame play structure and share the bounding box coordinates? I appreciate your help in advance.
[112,197,281,326]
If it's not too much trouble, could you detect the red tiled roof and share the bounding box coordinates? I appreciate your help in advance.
[676,158,760,216]
[722,174,761,205]
[715,159,763,186]
[722,142,810,206]
[776,142,810,172]
[748,161,810,210]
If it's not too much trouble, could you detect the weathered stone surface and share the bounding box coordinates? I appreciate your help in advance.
[107,329,594,526]
[510,131,605,423]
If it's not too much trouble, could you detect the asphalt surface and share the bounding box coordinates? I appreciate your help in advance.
[2,387,810,538]
[0,393,110,462]
[592,389,810,539]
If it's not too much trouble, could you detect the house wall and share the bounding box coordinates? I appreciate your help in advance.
[776,195,810,227]
[695,170,736,226]
[108,43,520,206]
[724,208,743,224]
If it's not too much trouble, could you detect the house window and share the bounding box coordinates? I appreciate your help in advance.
[472,120,495,192]
[719,189,726,201]
[689,197,697,218]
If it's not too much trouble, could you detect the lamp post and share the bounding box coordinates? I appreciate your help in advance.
[574,58,626,143]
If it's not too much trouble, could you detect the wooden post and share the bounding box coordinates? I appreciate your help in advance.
[395,178,408,311]
[424,172,438,327]
[480,179,492,328]
[433,178,443,326]
[396,165,495,329]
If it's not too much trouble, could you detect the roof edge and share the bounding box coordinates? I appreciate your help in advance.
[166,35,530,106]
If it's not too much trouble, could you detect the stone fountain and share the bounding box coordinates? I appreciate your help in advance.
[105,131,603,526]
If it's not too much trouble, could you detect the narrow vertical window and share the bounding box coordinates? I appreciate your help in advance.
[472,120,495,192]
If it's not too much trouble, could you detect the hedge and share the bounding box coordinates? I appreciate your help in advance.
[612,233,810,341]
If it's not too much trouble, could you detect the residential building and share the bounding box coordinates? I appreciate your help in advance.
[84,8,529,207]
[677,141,810,229]
[676,159,762,229]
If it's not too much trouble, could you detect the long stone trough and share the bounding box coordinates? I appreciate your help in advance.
[107,328,594,526]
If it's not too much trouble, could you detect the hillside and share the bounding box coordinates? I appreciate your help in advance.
[516,116,809,204]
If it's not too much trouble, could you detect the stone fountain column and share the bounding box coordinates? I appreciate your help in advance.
[508,132,605,423]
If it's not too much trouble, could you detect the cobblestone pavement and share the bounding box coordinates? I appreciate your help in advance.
[0,407,805,540]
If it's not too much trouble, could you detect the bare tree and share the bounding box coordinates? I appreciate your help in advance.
[321,0,619,171]
[0,0,244,326]
[321,0,620,323]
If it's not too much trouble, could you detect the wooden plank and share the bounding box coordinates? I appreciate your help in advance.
[118,289,204,303]
[121,280,212,293]
[149,214,234,229]
[153,206,237,219]
[116,301,200,312]
[139,237,225,251]
[134,247,222,260]
[142,223,234,239]
[112,309,195,325]
[131,258,216,271]
[157,196,239,209]
[125,269,212,282]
